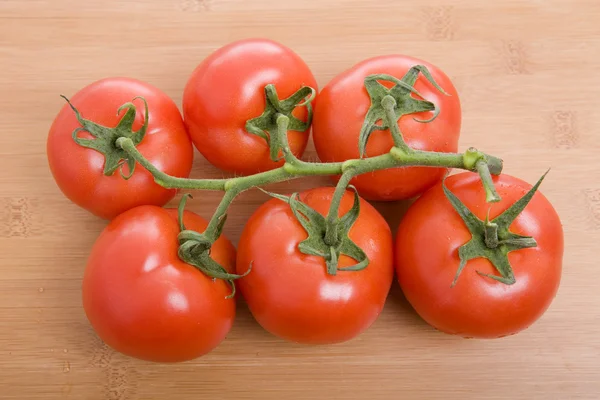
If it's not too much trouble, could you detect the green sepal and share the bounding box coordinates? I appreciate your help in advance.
[443,171,548,286]
[61,95,149,178]
[175,194,249,299]
[262,187,369,275]
[245,84,316,162]
[358,65,448,158]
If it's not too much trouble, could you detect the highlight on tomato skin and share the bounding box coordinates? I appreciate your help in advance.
[81,205,237,363]
[182,38,318,176]
[394,172,563,339]
[235,187,394,345]
[46,77,194,220]
[312,54,462,202]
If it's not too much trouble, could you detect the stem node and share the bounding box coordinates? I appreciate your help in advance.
[389,146,406,161]
[381,95,397,110]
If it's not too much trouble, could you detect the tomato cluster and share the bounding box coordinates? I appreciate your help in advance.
[47,38,563,363]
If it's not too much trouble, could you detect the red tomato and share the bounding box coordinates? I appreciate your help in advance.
[182,38,317,175]
[236,187,394,344]
[395,172,563,338]
[47,77,193,219]
[312,55,461,201]
[82,205,236,362]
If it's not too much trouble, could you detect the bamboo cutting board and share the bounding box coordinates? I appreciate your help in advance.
[0,0,598,399]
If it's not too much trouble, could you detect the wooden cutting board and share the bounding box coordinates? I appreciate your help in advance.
[1,0,598,398]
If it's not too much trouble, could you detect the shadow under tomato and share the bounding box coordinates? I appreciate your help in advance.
[231,295,280,342]
[369,197,416,238]
[385,281,434,330]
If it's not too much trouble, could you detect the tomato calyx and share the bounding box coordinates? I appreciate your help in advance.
[245,84,316,162]
[61,95,149,179]
[261,187,369,275]
[358,65,449,158]
[176,194,250,299]
[443,171,549,286]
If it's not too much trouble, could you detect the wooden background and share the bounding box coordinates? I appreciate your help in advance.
[1,0,598,398]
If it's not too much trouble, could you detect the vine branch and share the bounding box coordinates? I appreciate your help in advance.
[70,68,508,294]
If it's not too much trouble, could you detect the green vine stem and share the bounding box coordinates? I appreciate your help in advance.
[118,137,502,188]
[67,67,510,294]
[381,95,411,153]
[324,172,356,246]
[117,135,502,206]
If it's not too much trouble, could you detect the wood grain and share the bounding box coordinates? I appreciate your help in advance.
[1,0,599,398]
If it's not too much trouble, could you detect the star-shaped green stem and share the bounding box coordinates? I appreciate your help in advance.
[62,95,149,179]
[176,194,250,299]
[245,84,316,162]
[262,187,369,275]
[443,171,549,286]
[359,65,449,157]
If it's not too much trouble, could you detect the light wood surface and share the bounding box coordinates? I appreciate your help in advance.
[1,0,598,399]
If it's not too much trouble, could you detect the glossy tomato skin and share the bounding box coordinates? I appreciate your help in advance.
[47,78,193,220]
[395,173,563,338]
[82,205,236,362]
[183,38,318,175]
[236,187,394,344]
[312,55,461,201]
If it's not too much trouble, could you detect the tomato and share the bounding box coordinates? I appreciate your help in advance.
[312,55,461,201]
[47,77,193,220]
[182,38,317,175]
[395,172,563,338]
[236,187,394,344]
[82,205,236,362]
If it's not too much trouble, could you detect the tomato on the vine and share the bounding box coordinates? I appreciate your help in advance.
[236,187,394,344]
[47,77,193,219]
[395,172,563,338]
[183,38,318,176]
[312,55,461,201]
[82,205,236,362]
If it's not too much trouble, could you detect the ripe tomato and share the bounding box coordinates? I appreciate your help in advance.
[47,77,193,220]
[236,187,394,344]
[82,205,236,362]
[395,172,563,338]
[182,38,317,175]
[312,55,461,201]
